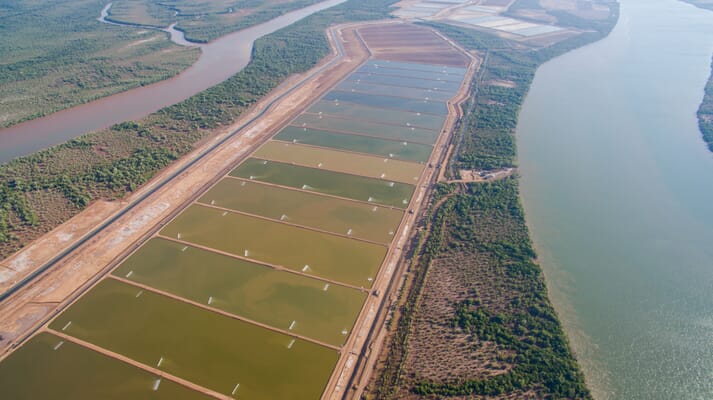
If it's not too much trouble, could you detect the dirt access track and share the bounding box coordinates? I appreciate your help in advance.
[0,20,479,400]
[322,24,478,400]
[0,22,370,354]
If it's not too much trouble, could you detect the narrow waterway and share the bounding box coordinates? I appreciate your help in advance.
[517,1,713,399]
[0,0,345,164]
[98,3,197,47]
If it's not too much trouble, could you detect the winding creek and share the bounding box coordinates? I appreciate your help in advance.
[0,0,345,164]
[517,0,713,398]
[98,3,197,47]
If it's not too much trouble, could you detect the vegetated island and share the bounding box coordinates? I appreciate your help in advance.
[364,2,619,400]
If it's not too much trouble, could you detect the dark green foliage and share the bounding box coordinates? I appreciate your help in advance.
[0,0,398,253]
[370,195,454,399]
[370,14,620,399]
[410,180,589,399]
[697,56,713,152]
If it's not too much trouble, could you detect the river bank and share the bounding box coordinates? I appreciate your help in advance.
[517,0,713,398]
[0,0,199,131]
[0,0,397,262]
[365,4,619,398]
[0,0,348,164]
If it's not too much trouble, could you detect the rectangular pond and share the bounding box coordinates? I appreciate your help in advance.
[253,141,424,184]
[292,113,440,144]
[49,279,339,400]
[323,90,448,115]
[113,238,367,346]
[231,158,415,208]
[335,79,454,102]
[306,100,446,131]
[346,72,461,92]
[275,126,433,162]
[199,179,404,243]
[0,332,210,400]
[356,63,465,82]
[362,59,467,75]
[160,204,387,287]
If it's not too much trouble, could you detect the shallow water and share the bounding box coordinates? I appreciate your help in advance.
[517,0,713,398]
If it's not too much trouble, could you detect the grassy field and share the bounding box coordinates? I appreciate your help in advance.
[0,0,199,129]
[367,5,619,399]
[0,0,399,260]
[106,0,325,43]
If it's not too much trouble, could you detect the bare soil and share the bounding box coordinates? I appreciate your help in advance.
[0,23,370,357]
[357,24,470,67]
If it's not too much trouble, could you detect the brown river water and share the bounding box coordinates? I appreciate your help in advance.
[0,0,345,164]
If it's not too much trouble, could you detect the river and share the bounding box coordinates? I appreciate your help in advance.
[0,0,345,164]
[517,0,713,399]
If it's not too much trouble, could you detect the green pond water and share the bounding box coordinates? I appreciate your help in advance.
[254,141,424,183]
[0,332,210,400]
[275,126,434,162]
[292,113,440,144]
[347,72,461,92]
[516,0,713,398]
[199,178,403,243]
[113,238,366,346]
[232,158,415,208]
[306,100,446,131]
[50,279,338,399]
[161,204,387,287]
[323,90,448,115]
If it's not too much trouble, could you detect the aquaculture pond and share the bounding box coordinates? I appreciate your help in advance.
[161,205,387,287]
[0,56,467,399]
[231,159,415,208]
[253,141,424,183]
[50,279,338,400]
[113,238,366,346]
[0,332,212,400]
[199,179,403,243]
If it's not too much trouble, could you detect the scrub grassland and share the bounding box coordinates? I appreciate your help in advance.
[105,0,324,43]
[366,4,618,399]
[0,0,399,259]
[0,0,199,129]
